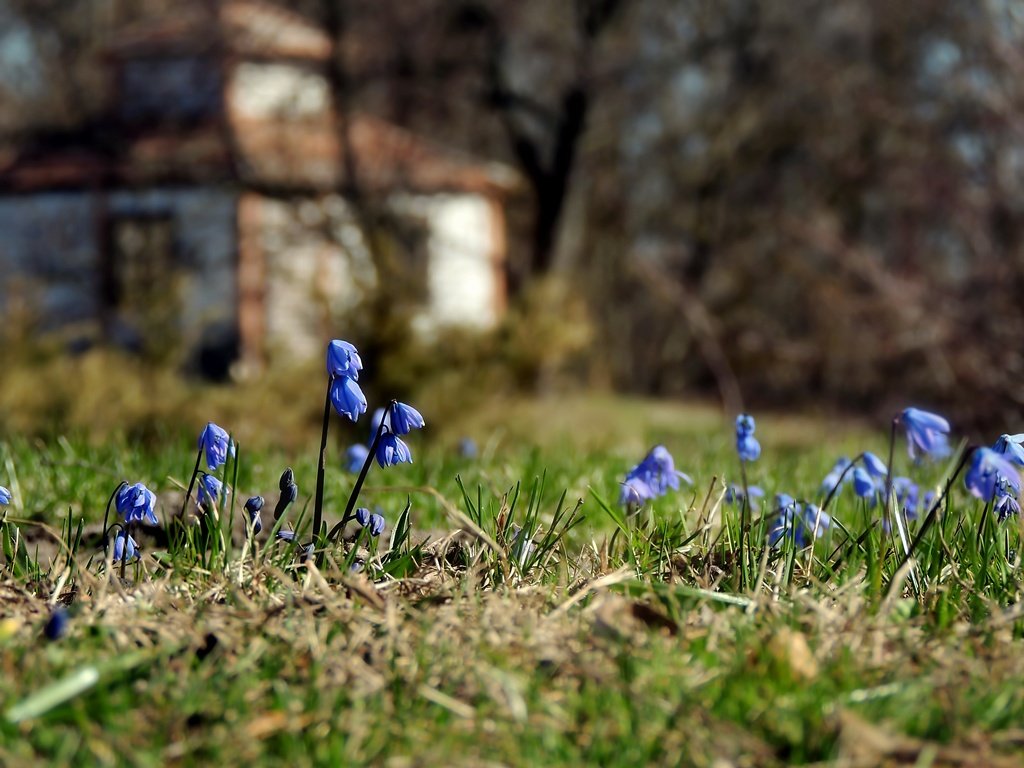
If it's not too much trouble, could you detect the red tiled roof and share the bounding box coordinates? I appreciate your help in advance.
[106,0,331,61]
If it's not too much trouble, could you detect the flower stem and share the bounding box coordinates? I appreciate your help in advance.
[311,376,334,549]
[328,401,395,544]
[884,446,975,599]
[738,458,750,590]
[102,481,127,546]
[181,447,203,521]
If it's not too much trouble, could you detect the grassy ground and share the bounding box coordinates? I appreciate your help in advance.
[1,396,1023,766]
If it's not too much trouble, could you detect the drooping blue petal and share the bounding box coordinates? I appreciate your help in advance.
[367,514,386,537]
[355,507,371,527]
[900,408,952,460]
[197,422,234,471]
[326,339,363,379]
[0,486,10,505]
[736,434,761,462]
[965,448,1021,501]
[330,375,367,422]
[116,483,158,526]
[861,452,888,478]
[992,434,1024,467]
[113,532,139,562]
[852,467,876,499]
[390,402,425,435]
[197,474,225,509]
[375,434,413,468]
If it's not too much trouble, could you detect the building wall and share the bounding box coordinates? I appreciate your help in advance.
[391,193,504,333]
[251,194,375,360]
[0,192,102,330]
[0,188,237,370]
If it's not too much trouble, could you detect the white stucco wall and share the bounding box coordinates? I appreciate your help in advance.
[228,62,329,120]
[391,193,501,332]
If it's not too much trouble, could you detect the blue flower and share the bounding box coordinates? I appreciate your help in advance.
[345,443,369,472]
[376,433,413,468]
[197,474,225,509]
[852,467,877,500]
[330,375,367,422]
[992,434,1024,467]
[619,445,692,507]
[767,497,830,547]
[355,507,372,527]
[892,477,920,518]
[899,407,951,460]
[619,476,656,506]
[458,437,478,459]
[725,484,765,505]
[244,495,264,535]
[820,457,853,493]
[995,479,1021,522]
[366,513,386,537]
[43,608,68,641]
[965,448,1021,501]
[735,414,761,462]
[390,402,425,435]
[326,339,363,380]
[113,531,139,562]
[197,422,234,471]
[861,452,888,479]
[276,530,297,543]
[116,483,158,526]
[0,486,9,505]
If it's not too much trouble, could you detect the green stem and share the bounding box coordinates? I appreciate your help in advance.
[312,377,334,548]
[181,448,203,521]
[328,401,395,544]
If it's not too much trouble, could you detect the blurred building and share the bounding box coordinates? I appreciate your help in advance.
[0,0,518,376]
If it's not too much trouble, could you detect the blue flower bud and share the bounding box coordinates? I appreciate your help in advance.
[44,608,68,641]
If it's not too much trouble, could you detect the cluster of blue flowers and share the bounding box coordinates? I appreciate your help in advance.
[619,405,1024,552]
[767,495,830,547]
[328,340,367,422]
[619,445,692,507]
